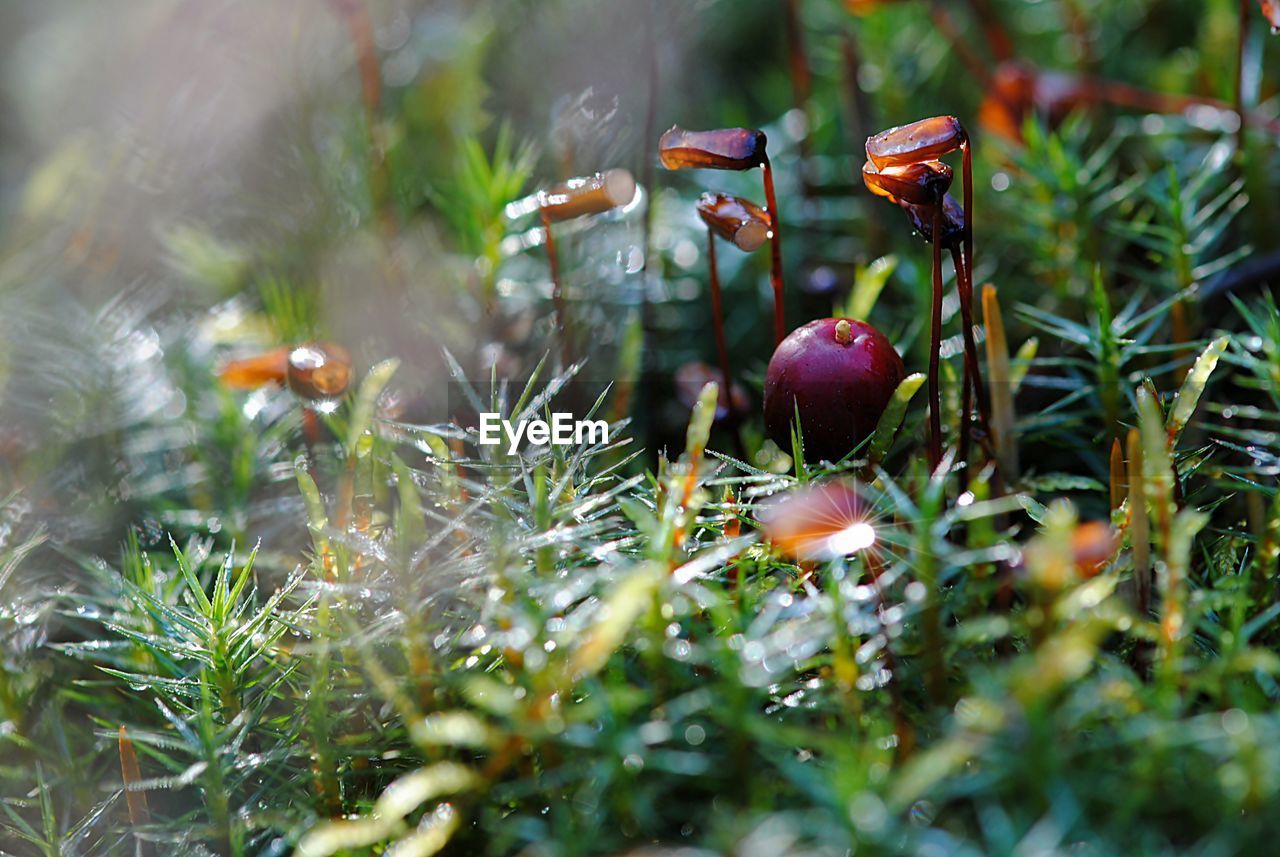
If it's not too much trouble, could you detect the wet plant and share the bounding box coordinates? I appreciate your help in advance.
[3,3,1280,857]
[218,341,354,478]
[659,126,789,345]
[695,191,770,400]
[508,169,637,368]
[864,116,986,471]
[850,1,1280,148]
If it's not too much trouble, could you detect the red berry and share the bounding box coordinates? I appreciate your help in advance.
[763,318,905,463]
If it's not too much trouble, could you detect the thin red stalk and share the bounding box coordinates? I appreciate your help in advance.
[706,228,734,392]
[949,248,976,483]
[959,366,973,487]
[784,0,814,183]
[929,205,944,469]
[302,407,322,484]
[951,246,992,433]
[1238,0,1250,152]
[761,156,787,346]
[840,32,875,148]
[783,0,813,111]
[959,142,992,435]
[118,727,152,857]
[962,143,974,316]
[641,15,659,329]
[963,0,1014,62]
[540,210,572,368]
[329,0,392,231]
[1061,0,1096,74]
[929,3,993,89]
[947,246,1003,483]
[1086,77,1280,135]
[337,0,381,119]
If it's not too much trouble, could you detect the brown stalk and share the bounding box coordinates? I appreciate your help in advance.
[705,227,734,395]
[784,0,814,179]
[982,284,1019,482]
[958,142,990,459]
[1062,0,1097,74]
[950,246,992,435]
[840,32,876,149]
[119,726,153,856]
[1127,427,1151,615]
[927,2,994,88]
[658,126,786,342]
[1109,437,1126,512]
[533,169,636,370]
[928,205,944,469]
[326,0,391,230]
[641,15,659,343]
[1239,0,1251,153]
[539,209,572,370]
[864,117,983,466]
[959,363,974,485]
[963,0,1015,61]
[761,157,788,345]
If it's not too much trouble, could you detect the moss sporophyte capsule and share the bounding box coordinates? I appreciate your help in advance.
[218,342,352,402]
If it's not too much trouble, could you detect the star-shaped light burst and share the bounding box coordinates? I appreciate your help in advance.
[758,480,879,561]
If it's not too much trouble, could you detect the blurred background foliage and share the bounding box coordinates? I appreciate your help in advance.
[0,0,1279,854]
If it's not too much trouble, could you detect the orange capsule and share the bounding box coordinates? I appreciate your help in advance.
[218,342,352,401]
[1072,521,1117,578]
[286,343,353,400]
[862,159,953,206]
[218,347,291,390]
[538,169,637,222]
[659,126,768,171]
[865,116,967,170]
[696,192,772,252]
[758,480,876,561]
